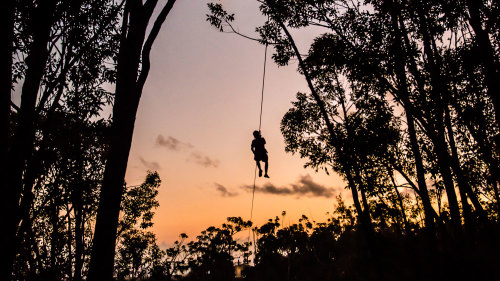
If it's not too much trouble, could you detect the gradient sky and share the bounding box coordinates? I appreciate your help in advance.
[123,0,348,246]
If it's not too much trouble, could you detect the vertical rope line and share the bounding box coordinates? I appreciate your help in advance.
[248,43,269,255]
[250,43,268,222]
[258,43,268,131]
[250,165,258,223]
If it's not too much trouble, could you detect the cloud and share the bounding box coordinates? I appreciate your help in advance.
[189,151,220,168]
[139,157,160,170]
[156,134,220,168]
[156,135,193,151]
[215,183,238,197]
[242,182,293,195]
[290,174,336,198]
[242,174,336,198]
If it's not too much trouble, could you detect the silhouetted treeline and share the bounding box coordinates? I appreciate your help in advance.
[155,206,500,281]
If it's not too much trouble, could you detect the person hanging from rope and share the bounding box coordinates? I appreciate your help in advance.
[251,130,269,178]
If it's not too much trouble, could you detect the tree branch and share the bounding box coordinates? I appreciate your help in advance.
[137,0,177,93]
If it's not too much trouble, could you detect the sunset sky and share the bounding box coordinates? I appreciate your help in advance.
[124,0,348,247]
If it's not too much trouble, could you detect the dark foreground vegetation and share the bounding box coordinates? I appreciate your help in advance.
[3,0,500,280]
[162,210,500,281]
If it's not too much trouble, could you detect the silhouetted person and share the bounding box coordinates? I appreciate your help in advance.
[251,130,269,178]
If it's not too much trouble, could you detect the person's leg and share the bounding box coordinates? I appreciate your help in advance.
[256,160,262,177]
[264,159,269,178]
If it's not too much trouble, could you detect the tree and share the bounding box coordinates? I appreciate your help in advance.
[207,0,500,235]
[115,171,162,281]
[88,1,177,280]
[0,0,16,278]
[4,1,122,279]
[4,1,59,278]
[181,217,252,281]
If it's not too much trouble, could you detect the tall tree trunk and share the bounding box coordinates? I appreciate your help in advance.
[464,0,500,215]
[1,0,16,279]
[339,84,374,237]
[88,3,143,275]
[4,1,58,279]
[388,3,436,232]
[465,0,500,128]
[0,0,14,138]
[407,111,437,229]
[444,106,486,220]
[433,113,462,231]
[415,4,461,231]
[73,183,84,281]
[448,92,500,216]
[87,1,176,280]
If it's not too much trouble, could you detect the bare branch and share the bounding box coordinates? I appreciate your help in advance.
[10,101,19,112]
[137,0,177,93]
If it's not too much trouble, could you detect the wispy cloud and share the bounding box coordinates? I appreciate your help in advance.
[139,157,160,170]
[215,183,238,197]
[242,174,336,198]
[189,152,220,168]
[156,135,193,151]
[156,134,220,168]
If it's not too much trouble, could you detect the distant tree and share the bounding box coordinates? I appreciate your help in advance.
[180,217,252,281]
[115,171,162,280]
[160,233,189,281]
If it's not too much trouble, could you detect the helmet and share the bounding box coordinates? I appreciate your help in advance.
[253,130,260,138]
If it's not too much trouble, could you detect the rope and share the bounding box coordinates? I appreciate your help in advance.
[248,43,268,255]
[258,43,268,132]
[250,42,268,224]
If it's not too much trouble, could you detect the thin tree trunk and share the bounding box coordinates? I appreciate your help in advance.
[74,184,84,281]
[388,167,409,233]
[444,106,486,220]
[67,207,73,280]
[407,111,437,229]
[50,196,60,276]
[345,171,366,226]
